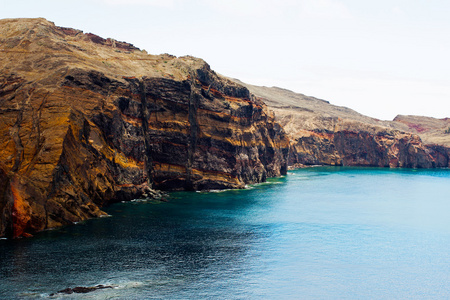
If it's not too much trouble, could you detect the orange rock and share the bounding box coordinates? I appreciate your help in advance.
[0,18,289,237]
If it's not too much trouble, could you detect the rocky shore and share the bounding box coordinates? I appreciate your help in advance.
[1,18,448,238]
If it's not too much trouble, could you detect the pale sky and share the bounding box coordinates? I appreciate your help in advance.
[1,0,450,120]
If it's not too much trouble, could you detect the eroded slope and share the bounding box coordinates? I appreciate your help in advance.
[234,80,450,168]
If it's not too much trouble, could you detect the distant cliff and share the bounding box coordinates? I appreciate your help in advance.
[1,18,448,239]
[234,82,450,169]
[0,18,288,238]
[393,115,450,147]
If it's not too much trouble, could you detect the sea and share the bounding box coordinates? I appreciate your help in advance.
[0,167,449,299]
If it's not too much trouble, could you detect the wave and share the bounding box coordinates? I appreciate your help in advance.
[196,188,235,193]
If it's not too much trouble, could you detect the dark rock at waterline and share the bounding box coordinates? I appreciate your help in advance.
[50,284,115,296]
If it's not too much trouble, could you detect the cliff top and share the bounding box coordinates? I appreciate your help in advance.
[233,80,450,146]
[394,115,450,146]
[2,18,448,147]
[0,18,242,91]
[231,79,408,132]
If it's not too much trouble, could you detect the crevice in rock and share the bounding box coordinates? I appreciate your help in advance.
[186,78,200,190]
[138,78,153,188]
[25,91,49,175]
[0,169,12,238]
[10,96,26,173]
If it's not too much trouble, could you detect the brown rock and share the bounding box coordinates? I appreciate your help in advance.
[232,80,450,169]
[0,18,289,238]
[52,284,114,296]
[393,115,450,147]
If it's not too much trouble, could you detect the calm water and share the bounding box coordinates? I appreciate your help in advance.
[1,167,450,299]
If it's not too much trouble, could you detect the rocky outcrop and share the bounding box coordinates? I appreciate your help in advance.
[234,82,450,169]
[288,124,442,168]
[50,285,115,296]
[0,18,289,238]
[393,115,450,147]
[1,18,447,239]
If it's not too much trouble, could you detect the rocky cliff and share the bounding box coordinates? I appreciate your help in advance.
[0,18,289,238]
[234,82,450,168]
[1,18,448,239]
[393,115,450,147]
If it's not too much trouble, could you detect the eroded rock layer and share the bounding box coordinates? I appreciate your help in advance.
[0,18,288,238]
[234,82,450,169]
[288,121,444,168]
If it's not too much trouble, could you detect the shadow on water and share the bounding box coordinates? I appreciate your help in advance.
[0,177,286,298]
[1,168,449,299]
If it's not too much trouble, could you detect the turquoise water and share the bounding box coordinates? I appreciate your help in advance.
[1,167,450,299]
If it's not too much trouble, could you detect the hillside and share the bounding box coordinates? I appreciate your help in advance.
[0,18,288,238]
[394,115,450,147]
[0,18,448,238]
[234,80,450,168]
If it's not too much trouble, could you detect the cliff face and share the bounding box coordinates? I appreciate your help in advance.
[393,115,450,147]
[0,18,289,238]
[234,82,450,169]
[288,122,441,168]
[2,18,448,239]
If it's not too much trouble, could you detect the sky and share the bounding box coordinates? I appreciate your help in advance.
[1,0,450,120]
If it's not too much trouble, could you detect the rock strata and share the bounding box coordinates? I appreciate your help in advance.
[1,18,448,239]
[0,18,289,238]
[393,115,450,147]
[233,81,450,168]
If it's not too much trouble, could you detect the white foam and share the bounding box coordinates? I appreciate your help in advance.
[248,181,282,188]
[196,189,234,193]
[113,281,145,290]
[209,189,234,193]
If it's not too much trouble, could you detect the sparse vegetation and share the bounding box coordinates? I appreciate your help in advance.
[445,127,450,134]
[102,61,112,67]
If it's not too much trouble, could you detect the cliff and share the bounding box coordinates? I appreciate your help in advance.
[0,18,289,238]
[233,81,450,168]
[393,115,450,147]
[1,18,448,239]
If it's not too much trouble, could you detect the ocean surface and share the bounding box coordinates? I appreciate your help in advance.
[1,167,449,299]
